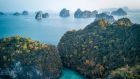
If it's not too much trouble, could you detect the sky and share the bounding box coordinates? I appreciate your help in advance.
[0,0,140,12]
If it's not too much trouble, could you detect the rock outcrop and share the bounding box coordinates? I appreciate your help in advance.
[0,36,62,79]
[74,9,98,18]
[111,8,127,16]
[91,10,98,17]
[13,12,20,16]
[0,12,4,15]
[74,9,83,18]
[35,11,49,20]
[58,18,140,79]
[95,13,115,23]
[113,18,133,27]
[102,11,110,15]
[42,13,49,18]
[22,11,28,15]
[82,10,93,18]
[35,11,43,20]
[59,8,70,17]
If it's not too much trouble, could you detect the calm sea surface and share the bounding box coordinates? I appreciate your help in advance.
[0,12,140,79]
[0,13,93,45]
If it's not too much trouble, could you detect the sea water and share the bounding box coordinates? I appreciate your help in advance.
[0,13,93,45]
[0,12,140,79]
[0,13,93,79]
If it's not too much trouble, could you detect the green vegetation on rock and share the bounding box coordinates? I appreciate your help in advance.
[110,65,140,79]
[58,18,140,79]
[113,18,133,27]
[0,36,62,79]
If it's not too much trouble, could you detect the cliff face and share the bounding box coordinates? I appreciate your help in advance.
[0,36,62,79]
[58,18,140,79]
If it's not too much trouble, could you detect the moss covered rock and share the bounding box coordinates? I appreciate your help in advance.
[58,18,140,78]
[0,36,62,79]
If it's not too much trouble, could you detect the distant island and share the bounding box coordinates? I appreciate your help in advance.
[22,11,29,15]
[13,12,20,16]
[59,8,70,17]
[0,8,128,19]
[42,13,49,18]
[111,8,127,16]
[74,9,98,18]
[0,12,4,15]
[95,13,115,23]
[35,11,49,20]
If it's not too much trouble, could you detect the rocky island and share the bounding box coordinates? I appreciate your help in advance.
[58,18,140,79]
[42,13,49,18]
[35,11,43,20]
[13,12,20,16]
[0,12,4,15]
[91,10,98,17]
[111,8,127,16]
[59,8,70,17]
[0,36,62,79]
[74,9,98,18]
[95,13,115,23]
[22,11,29,15]
[102,11,110,15]
[35,11,49,20]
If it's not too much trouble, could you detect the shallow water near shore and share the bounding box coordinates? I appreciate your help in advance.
[0,12,140,79]
[60,68,85,79]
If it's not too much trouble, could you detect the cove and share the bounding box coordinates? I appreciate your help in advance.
[60,68,85,79]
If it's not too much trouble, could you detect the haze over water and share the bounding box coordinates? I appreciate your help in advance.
[0,0,140,79]
[0,0,140,12]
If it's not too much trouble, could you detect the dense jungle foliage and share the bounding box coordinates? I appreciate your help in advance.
[58,18,140,79]
[0,36,62,79]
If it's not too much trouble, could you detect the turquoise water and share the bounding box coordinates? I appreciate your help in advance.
[0,13,93,45]
[60,68,84,79]
[0,12,140,79]
[0,13,93,79]
[0,12,140,45]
